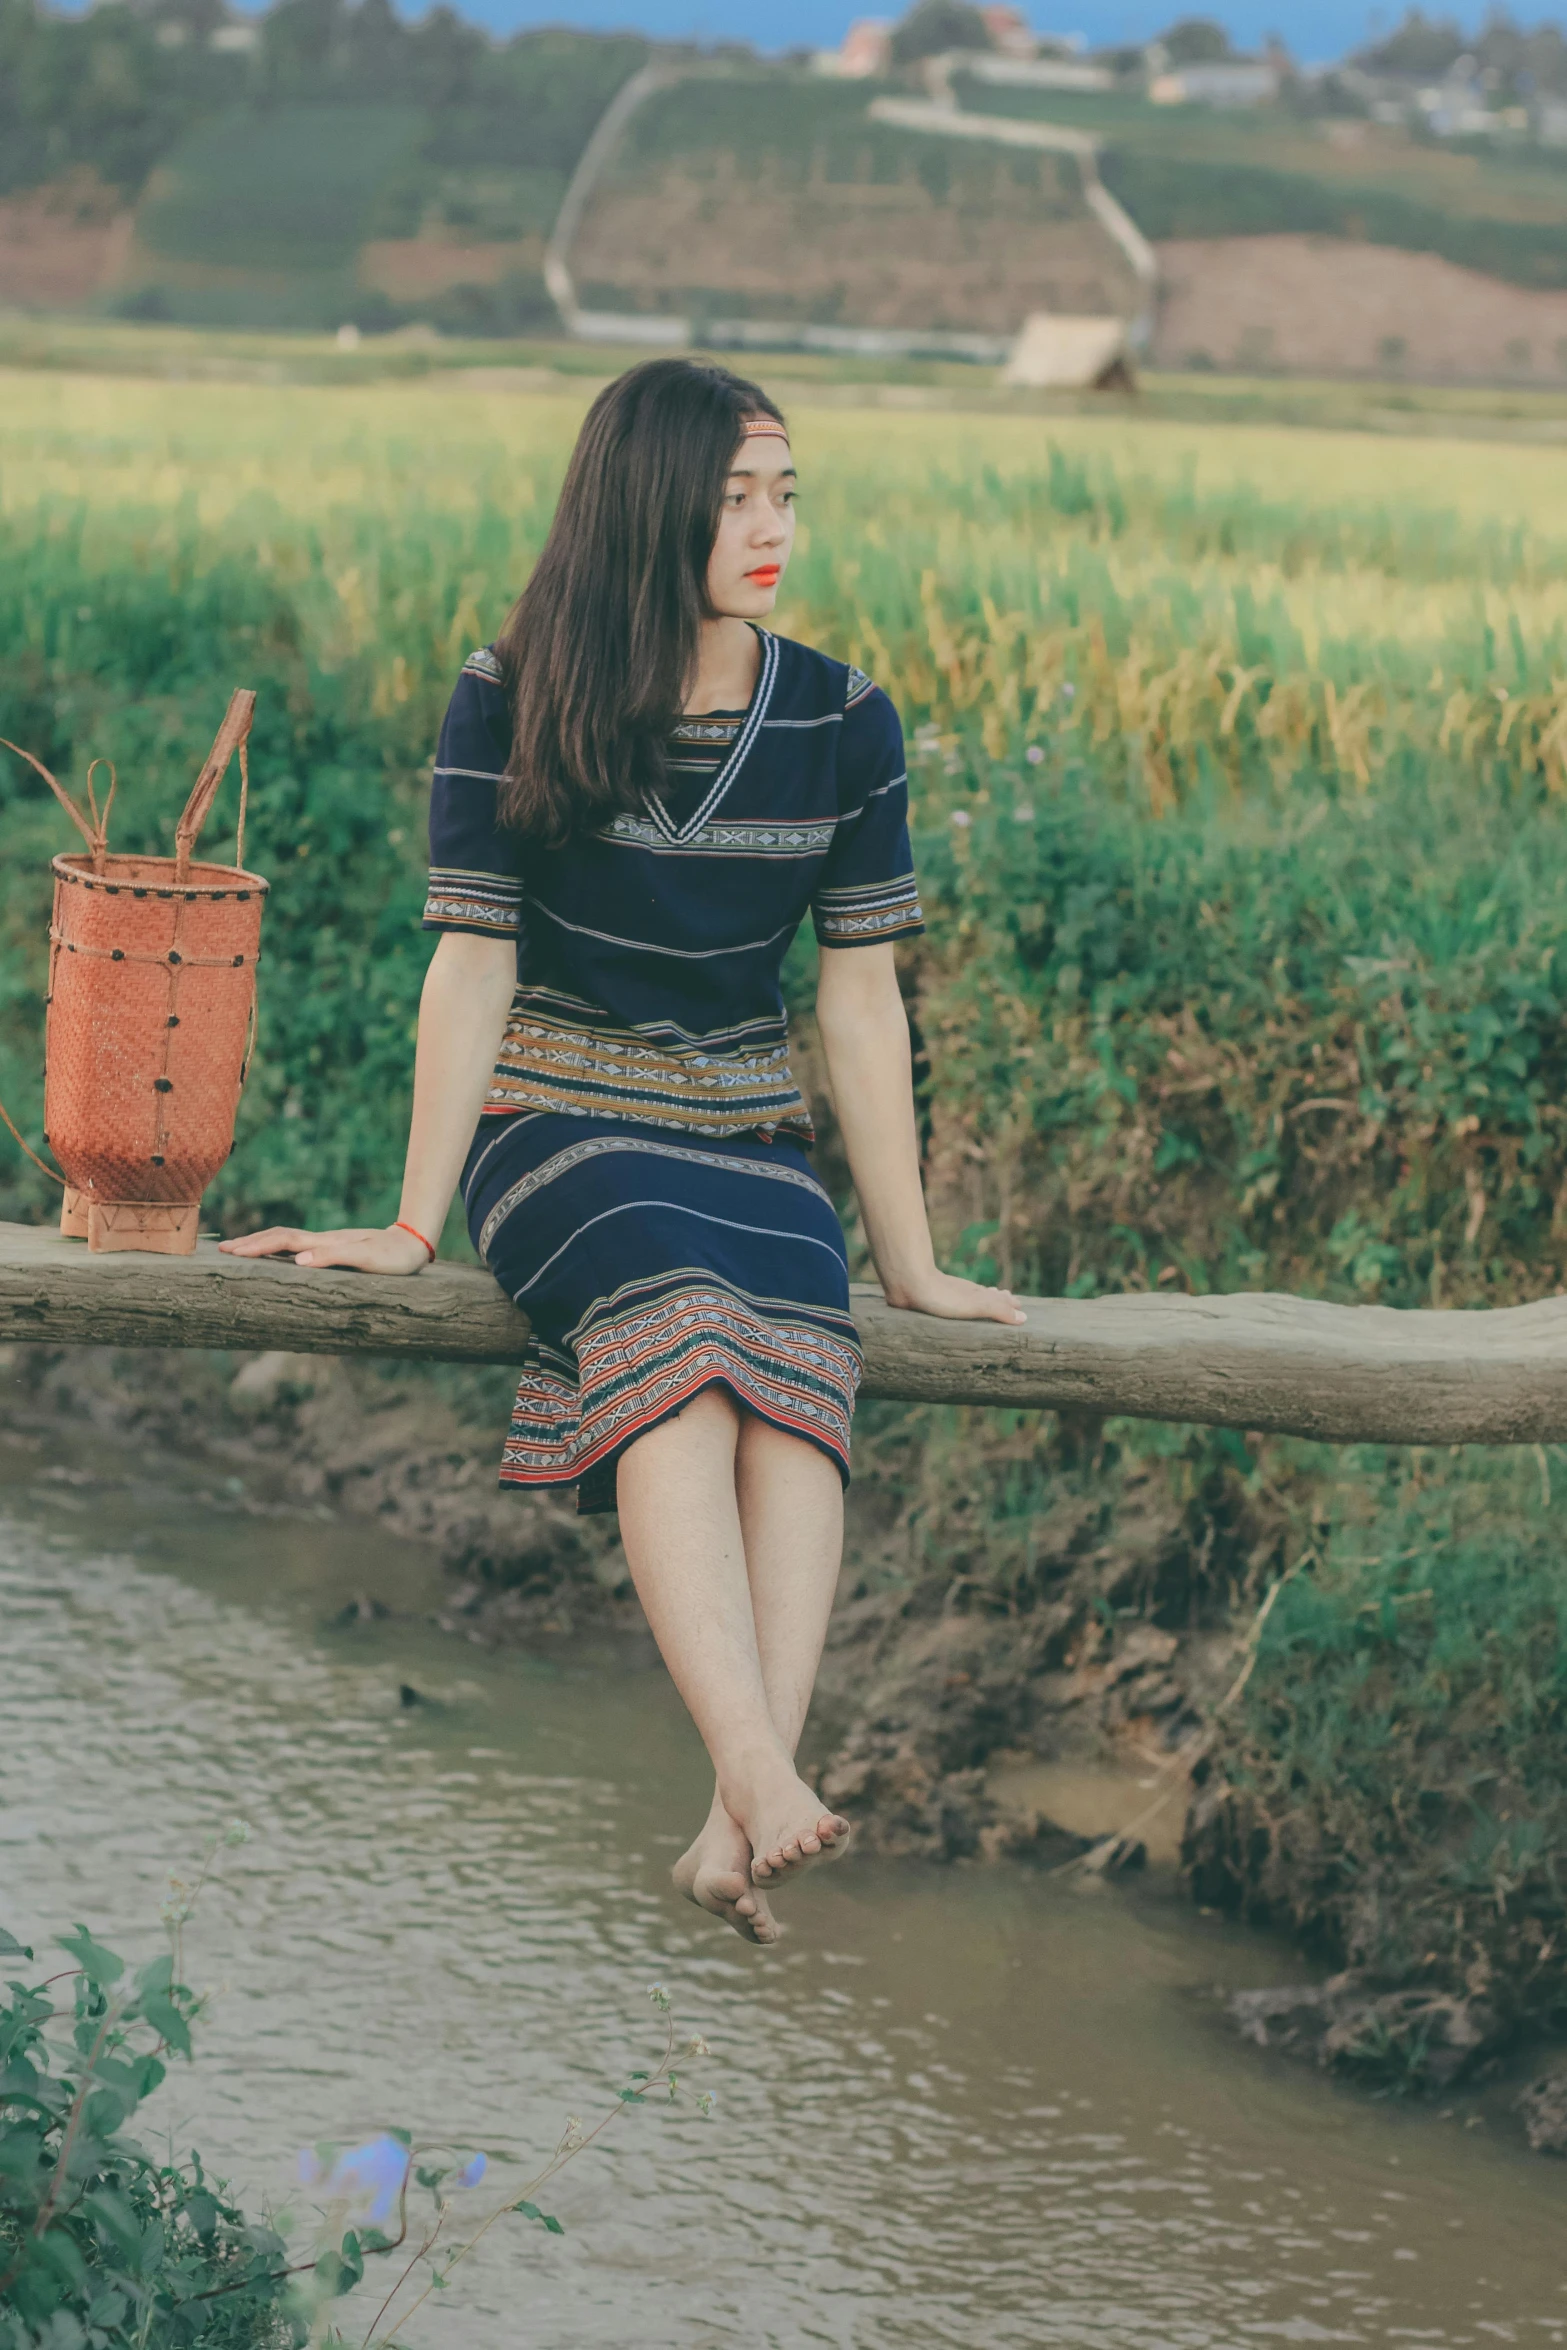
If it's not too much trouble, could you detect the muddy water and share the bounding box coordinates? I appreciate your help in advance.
[3,1427,1564,2350]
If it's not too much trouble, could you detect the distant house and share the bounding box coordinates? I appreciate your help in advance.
[1343,58,1513,139]
[1417,64,1491,138]
[966,53,1116,95]
[1001,312,1136,390]
[979,5,1037,55]
[814,19,893,78]
[1148,61,1281,107]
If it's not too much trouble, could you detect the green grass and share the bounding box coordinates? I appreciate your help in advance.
[137,104,426,276]
[3,318,1565,441]
[1188,1444,1567,2065]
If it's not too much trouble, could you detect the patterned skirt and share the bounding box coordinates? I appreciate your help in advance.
[462,1112,864,1514]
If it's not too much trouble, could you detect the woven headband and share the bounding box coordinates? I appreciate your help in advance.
[740,416,788,438]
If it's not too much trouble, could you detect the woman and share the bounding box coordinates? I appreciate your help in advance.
[223,358,1023,1946]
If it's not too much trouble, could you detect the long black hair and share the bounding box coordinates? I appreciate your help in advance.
[493,357,787,841]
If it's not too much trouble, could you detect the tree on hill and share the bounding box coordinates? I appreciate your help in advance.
[1354,7,1466,75]
[1353,7,1567,94]
[1157,18,1235,65]
[888,0,994,67]
[0,0,250,197]
[0,0,654,206]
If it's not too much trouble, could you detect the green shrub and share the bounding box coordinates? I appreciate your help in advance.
[0,1871,712,2346]
[1101,149,1567,290]
[137,105,425,276]
[1187,1447,1567,2048]
[0,1916,299,2348]
[909,757,1567,1307]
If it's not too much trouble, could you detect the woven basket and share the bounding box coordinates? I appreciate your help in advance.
[1,692,267,1255]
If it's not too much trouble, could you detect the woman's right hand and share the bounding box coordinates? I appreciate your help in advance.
[217,1225,433,1275]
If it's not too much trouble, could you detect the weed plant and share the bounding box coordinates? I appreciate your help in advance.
[1185,1445,1567,2068]
[0,1836,711,2346]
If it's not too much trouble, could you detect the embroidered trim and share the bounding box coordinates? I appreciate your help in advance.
[643,630,779,847]
[559,1266,860,1356]
[670,718,745,743]
[463,646,505,682]
[424,865,522,935]
[483,999,811,1138]
[499,1282,858,1495]
[813,873,923,943]
[506,986,787,1055]
[597,812,837,857]
[815,903,925,944]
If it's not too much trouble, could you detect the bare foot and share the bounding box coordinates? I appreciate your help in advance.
[743,1770,852,1886]
[673,1808,781,1946]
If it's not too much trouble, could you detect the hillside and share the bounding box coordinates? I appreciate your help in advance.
[4,1,1567,383]
[567,76,1136,339]
[953,74,1567,291]
[0,8,648,334]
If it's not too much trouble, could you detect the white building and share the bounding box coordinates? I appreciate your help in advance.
[1149,61,1281,107]
[966,53,1115,94]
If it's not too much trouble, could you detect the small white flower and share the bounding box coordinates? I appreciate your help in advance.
[648,1983,672,2011]
[949,809,972,828]
[1013,804,1035,824]
[685,2034,710,2059]
[1025,744,1045,765]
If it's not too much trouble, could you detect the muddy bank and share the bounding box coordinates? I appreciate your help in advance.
[7,1336,1567,2147]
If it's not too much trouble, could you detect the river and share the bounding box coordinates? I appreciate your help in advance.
[2,1419,1564,2348]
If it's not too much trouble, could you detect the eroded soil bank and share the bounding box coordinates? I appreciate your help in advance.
[7,1335,1567,2154]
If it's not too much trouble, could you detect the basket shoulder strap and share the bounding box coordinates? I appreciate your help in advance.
[0,739,103,859]
[176,689,256,880]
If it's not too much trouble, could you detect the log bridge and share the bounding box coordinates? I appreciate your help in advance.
[2,1219,1566,1446]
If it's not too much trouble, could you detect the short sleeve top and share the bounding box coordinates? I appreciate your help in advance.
[424,629,923,1141]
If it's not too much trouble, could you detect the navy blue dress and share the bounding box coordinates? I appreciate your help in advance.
[424,629,924,1512]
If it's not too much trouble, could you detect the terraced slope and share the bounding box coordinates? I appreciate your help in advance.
[567,76,1137,336]
[954,75,1567,291]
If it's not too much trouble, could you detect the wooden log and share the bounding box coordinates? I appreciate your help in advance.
[2,1218,1566,1445]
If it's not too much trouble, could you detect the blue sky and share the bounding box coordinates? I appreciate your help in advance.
[452,3,1559,71]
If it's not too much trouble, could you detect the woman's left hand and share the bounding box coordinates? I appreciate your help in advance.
[883,1271,1027,1327]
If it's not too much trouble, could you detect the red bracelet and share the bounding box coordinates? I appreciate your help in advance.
[394,1219,436,1262]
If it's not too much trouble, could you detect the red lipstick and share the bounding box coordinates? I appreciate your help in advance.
[747,565,781,587]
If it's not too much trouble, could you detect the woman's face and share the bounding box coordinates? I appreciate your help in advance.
[705,427,796,620]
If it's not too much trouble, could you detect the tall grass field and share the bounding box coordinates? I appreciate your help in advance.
[6,363,1567,2059]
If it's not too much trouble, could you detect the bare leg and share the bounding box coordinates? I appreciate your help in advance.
[673,1412,847,1922]
[734,1409,846,1881]
[616,1389,850,1929]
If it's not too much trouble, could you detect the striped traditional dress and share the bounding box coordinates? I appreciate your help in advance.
[424,628,923,1512]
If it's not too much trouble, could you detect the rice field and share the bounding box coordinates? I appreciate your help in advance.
[4,357,1567,1297]
[5,364,1567,812]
